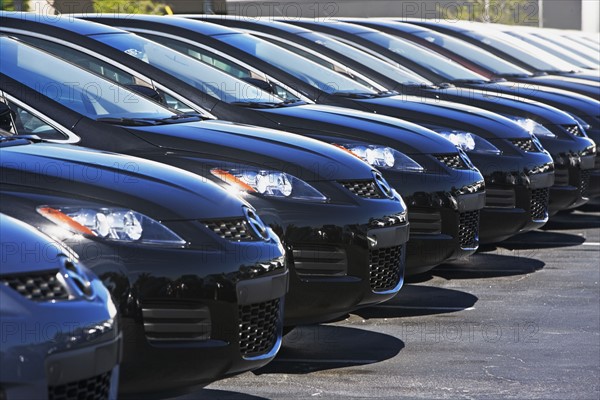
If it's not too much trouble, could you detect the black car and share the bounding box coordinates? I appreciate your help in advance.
[406,20,600,85]
[268,18,596,213]
[312,18,600,202]
[0,213,121,400]
[85,15,559,244]
[0,34,411,330]
[1,14,479,275]
[0,130,289,397]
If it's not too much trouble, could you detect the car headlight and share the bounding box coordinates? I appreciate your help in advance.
[335,144,425,172]
[211,168,327,201]
[506,117,557,139]
[38,206,186,247]
[435,130,501,155]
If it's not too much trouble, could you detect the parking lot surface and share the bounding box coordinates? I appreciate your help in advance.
[175,210,600,400]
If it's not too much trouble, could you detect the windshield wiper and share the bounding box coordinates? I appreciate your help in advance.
[332,92,379,99]
[499,73,533,78]
[375,90,399,97]
[230,101,283,109]
[96,117,158,126]
[451,79,490,84]
[0,135,43,147]
[96,114,204,126]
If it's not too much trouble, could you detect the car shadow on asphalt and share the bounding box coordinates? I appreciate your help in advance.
[253,325,404,375]
[542,210,600,231]
[432,252,545,280]
[498,230,587,249]
[353,284,478,319]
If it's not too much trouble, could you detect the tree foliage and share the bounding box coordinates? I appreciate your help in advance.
[93,0,168,15]
[438,0,539,26]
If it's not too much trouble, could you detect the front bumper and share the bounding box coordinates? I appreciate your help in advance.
[549,155,595,215]
[481,171,555,243]
[60,232,288,397]
[0,286,121,400]
[383,167,485,276]
[249,196,409,326]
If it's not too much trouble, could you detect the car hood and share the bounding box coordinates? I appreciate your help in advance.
[124,119,375,181]
[353,95,533,140]
[0,143,247,220]
[427,86,580,126]
[0,213,76,274]
[473,81,600,119]
[257,104,459,154]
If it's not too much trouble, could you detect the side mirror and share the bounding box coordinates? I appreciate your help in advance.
[241,77,276,94]
[0,103,15,132]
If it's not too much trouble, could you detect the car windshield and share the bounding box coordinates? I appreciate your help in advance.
[0,36,176,121]
[463,29,580,72]
[356,31,490,82]
[217,32,377,95]
[91,32,284,105]
[505,32,597,69]
[297,31,433,86]
[532,33,600,64]
[410,29,532,77]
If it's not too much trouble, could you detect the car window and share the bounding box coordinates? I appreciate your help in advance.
[139,33,302,102]
[217,32,377,95]
[1,98,67,140]
[357,31,490,82]
[257,35,378,89]
[0,37,176,120]
[13,35,200,113]
[91,32,285,105]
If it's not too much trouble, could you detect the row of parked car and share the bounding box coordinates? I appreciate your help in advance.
[0,12,598,399]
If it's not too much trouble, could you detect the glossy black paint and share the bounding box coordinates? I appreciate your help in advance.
[0,213,121,399]
[1,14,474,273]
[274,18,595,214]
[355,19,600,202]
[0,140,288,397]
[85,15,558,244]
[0,32,410,327]
[405,20,600,90]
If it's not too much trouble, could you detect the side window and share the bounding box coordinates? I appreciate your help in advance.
[141,33,301,102]
[3,99,67,140]
[14,35,152,88]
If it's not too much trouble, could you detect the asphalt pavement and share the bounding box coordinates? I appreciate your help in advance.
[175,209,600,400]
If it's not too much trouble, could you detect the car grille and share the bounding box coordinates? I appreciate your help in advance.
[511,138,540,152]
[142,304,211,341]
[595,152,600,169]
[48,371,112,400]
[435,153,470,169]
[292,245,347,277]
[239,298,280,358]
[530,188,550,221]
[0,270,68,301]
[554,168,569,186]
[485,187,516,208]
[369,212,407,228]
[563,124,585,137]
[580,169,591,198]
[203,218,259,241]
[339,180,382,198]
[458,210,479,249]
[369,245,402,292]
[408,210,442,235]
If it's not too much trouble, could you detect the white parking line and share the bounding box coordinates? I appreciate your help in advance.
[582,242,600,246]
